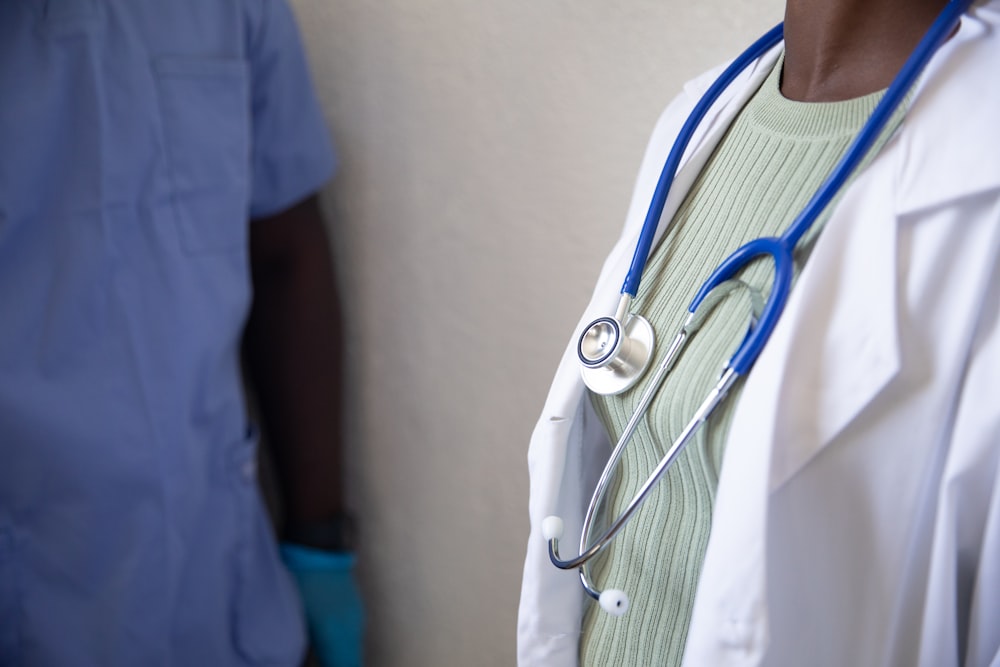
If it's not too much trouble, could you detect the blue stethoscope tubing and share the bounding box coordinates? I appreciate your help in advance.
[629,0,972,374]
[547,0,974,615]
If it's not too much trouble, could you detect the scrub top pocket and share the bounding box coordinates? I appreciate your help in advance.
[153,57,251,254]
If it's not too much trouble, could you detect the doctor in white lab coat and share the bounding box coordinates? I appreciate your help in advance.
[517,1,1000,665]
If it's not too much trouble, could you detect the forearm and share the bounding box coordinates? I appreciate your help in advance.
[243,196,346,526]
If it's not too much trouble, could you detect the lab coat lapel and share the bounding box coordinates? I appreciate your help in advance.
[684,190,905,662]
[762,9,1000,490]
[764,167,902,491]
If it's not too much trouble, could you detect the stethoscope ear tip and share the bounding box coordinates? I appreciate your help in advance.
[599,589,630,616]
[542,516,565,541]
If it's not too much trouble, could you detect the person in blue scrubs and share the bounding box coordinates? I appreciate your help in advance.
[0,1,362,665]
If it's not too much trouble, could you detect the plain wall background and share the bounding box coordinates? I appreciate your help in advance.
[287,1,782,664]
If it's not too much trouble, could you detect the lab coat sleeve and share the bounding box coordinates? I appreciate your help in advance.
[969,456,1000,667]
[918,193,1000,667]
[245,0,336,218]
[952,237,1000,667]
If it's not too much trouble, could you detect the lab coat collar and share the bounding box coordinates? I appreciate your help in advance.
[678,6,1000,219]
[893,4,1000,216]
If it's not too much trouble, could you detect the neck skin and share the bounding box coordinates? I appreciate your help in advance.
[781,0,952,101]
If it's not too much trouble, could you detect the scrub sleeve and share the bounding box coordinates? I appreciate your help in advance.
[249,0,337,218]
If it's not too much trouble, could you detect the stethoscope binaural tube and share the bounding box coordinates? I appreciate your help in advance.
[553,0,974,616]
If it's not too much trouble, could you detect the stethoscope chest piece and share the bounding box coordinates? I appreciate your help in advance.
[578,312,655,396]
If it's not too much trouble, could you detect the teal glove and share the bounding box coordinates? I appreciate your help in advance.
[280,544,364,667]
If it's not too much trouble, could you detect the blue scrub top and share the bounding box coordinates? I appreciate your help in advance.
[0,1,336,664]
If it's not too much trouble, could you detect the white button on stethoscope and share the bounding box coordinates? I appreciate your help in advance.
[598,589,630,616]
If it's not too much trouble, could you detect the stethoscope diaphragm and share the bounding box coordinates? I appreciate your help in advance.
[577,312,655,396]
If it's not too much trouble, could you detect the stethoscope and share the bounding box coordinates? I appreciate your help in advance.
[545,0,973,616]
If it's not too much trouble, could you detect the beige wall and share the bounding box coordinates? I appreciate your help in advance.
[289,1,782,665]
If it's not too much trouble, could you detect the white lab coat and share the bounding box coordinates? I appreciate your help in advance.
[517,2,1000,666]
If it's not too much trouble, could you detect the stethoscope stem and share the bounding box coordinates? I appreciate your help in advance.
[614,294,632,323]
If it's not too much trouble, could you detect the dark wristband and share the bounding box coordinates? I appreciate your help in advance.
[283,513,357,552]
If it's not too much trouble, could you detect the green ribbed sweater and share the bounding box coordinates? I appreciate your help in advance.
[580,55,896,666]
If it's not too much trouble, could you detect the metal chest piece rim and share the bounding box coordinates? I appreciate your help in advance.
[578,313,655,396]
